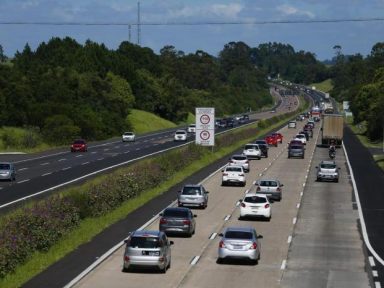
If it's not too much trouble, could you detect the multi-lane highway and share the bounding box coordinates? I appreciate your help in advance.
[64,111,369,288]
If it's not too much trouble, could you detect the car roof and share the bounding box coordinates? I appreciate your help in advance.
[231,154,247,158]
[176,129,187,132]
[183,184,202,188]
[131,230,161,237]
[163,207,191,213]
[258,179,279,183]
[0,162,12,165]
[244,193,268,199]
[224,226,255,233]
[124,132,134,134]
[321,160,336,165]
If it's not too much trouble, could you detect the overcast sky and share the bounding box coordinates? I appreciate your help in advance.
[1,0,384,60]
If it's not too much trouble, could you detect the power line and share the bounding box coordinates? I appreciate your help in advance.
[0,17,384,26]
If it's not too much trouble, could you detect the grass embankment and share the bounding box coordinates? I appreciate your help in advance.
[310,79,333,93]
[1,97,309,287]
[127,109,176,133]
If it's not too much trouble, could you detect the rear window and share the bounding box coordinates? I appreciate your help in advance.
[225,231,253,240]
[290,146,303,150]
[0,164,10,169]
[244,196,267,203]
[259,181,278,187]
[124,132,133,136]
[128,236,160,248]
[320,164,336,169]
[255,140,267,145]
[163,209,189,218]
[232,155,247,160]
[181,187,201,195]
[176,131,186,135]
[245,144,258,150]
[226,167,242,172]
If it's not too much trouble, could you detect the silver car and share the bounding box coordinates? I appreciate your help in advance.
[0,162,16,181]
[251,179,283,201]
[178,184,209,208]
[123,230,173,273]
[228,154,250,172]
[159,207,196,237]
[316,160,340,182]
[217,226,263,264]
[122,132,136,142]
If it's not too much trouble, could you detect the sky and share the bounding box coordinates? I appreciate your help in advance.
[0,0,384,60]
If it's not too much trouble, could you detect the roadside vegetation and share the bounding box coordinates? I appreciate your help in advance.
[0,96,308,287]
[310,79,333,93]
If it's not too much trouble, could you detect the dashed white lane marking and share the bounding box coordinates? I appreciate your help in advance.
[281,259,287,270]
[190,256,200,265]
[103,148,110,151]
[224,215,231,221]
[292,217,297,225]
[124,151,129,154]
[97,158,104,161]
[42,172,52,177]
[0,187,3,190]
[18,168,28,171]
[112,154,118,157]
[40,162,49,166]
[17,179,30,184]
[58,159,67,162]
[75,155,84,158]
[369,256,376,267]
[302,183,305,187]
[91,151,97,154]
[236,201,241,206]
[135,148,140,150]
[296,203,300,209]
[300,192,303,197]
[375,282,381,288]
[287,235,292,244]
[81,162,90,165]
[259,173,263,176]
[372,270,378,277]
[62,167,71,171]
[209,233,217,240]
[114,146,120,149]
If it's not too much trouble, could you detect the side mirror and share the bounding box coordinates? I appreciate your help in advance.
[170,241,174,245]
[205,191,209,194]
[193,214,197,218]
[315,166,318,168]
[239,199,243,202]
[338,167,341,170]
[159,213,163,216]
[257,235,263,239]
[218,233,224,237]
[252,180,257,185]
[280,184,284,187]
[221,169,224,172]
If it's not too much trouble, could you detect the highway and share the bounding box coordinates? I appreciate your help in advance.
[67,111,369,288]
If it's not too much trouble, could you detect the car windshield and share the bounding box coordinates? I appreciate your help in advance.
[128,236,160,248]
[226,167,242,172]
[163,209,189,218]
[176,131,186,135]
[124,132,133,136]
[245,145,257,150]
[182,187,202,195]
[244,196,267,203]
[259,181,278,187]
[0,164,10,170]
[73,140,85,144]
[290,146,303,149]
[225,231,253,240]
[321,164,336,169]
[232,156,246,160]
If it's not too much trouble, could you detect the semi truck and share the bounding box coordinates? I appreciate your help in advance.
[321,114,344,146]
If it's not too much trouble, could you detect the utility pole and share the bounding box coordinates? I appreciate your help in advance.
[128,24,131,42]
[137,1,141,45]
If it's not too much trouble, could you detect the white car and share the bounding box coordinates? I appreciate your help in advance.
[242,143,261,160]
[122,132,136,142]
[294,134,307,145]
[288,121,296,128]
[228,154,250,172]
[174,130,188,141]
[187,124,196,133]
[221,165,246,187]
[239,194,271,220]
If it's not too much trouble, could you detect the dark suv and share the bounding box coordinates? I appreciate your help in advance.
[255,139,269,157]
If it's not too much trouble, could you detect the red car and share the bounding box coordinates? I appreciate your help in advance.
[71,139,88,152]
[271,132,283,144]
[265,134,278,147]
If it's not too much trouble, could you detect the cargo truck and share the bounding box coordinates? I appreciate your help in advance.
[321,114,344,146]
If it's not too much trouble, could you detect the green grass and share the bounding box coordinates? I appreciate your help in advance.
[0,127,50,153]
[373,155,384,170]
[127,109,177,134]
[0,97,309,288]
[345,117,383,149]
[310,79,333,93]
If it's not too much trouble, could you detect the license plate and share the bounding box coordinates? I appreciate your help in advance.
[233,245,242,249]
[142,251,160,256]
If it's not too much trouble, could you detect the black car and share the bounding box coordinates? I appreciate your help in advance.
[299,130,310,141]
[255,139,269,158]
[225,117,235,128]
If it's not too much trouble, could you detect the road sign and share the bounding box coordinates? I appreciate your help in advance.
[196,107,215,146]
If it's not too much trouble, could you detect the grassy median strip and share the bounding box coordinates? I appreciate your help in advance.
[1,98,308,288]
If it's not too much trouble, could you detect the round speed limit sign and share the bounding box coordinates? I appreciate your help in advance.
[200,114,210,125]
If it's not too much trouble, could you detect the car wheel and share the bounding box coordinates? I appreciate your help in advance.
[221,182,226,186]
[242,182,246,187]
[316,178,321,182]
[258,157,261,160]
[217,258,223,264]
[167,258,171,269]
[335,179,339,183]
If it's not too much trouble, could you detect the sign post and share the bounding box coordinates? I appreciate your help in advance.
[195,107,215,147]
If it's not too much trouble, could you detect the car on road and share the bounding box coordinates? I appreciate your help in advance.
[228,154,250,172]
[239,194,271,220]
[265,134,278,147]
[316,160,340,182]
[174,130,188,141]
[70,139,88,152]
[123,230,173,273]
[122,132,136,142]
[178,184,209,208]
[255,139,269,157]
[225,117,235,128]
[187,124,196,133]
[251,179,283,201]
[288,120,297,128]
[299,130,310,141]
[288,144,305,159]
[221,165,246,187]
[0,162,16,181]
[294,133,307,145]
[271,132,283,144]
[217,226,263,264]
[242,143,261,160]
[159,207,197,237]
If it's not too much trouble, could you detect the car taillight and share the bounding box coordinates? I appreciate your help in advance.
[159,257,165,262]
[219,241,226,248]
[264,204,270,209]
[124,255,130,262]
[241,202,246,208]
[159,218,167,224]
[251,242,258,249]
[183,220,191,225]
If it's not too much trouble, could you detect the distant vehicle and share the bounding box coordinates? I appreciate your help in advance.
[271,132,283,144]
[288,121,297,128]
[299,130,310,141]
[0,162,16,181]
[123,230,173,273]
[255,140,269,158]
[70,139,88,152]
[294,134,307,145]
[265,134,278,147]
[239,194,271,220]
[225,117,235,128]
[217,226,263,264]
[159,207,197,237]
[216,119,227,128]
[321,114,344,146]
[187,124,196,133]
[122,132,136,142]
[303,127,313,138]
[316,160,340,182]
[178,184,209,208]
[221,165,246,187]
[288,144,305,159]
[242,143,261,160]
[174,130,188,141]
[251,179,284,201]
[228,154,250,172]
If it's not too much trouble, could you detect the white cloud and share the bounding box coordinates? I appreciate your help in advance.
[209,3,243,19]
[277,4,315,18]
[164,3,243,20]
